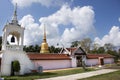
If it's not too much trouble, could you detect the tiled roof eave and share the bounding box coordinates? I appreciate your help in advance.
[30,58,71,60]
[27,53,71,60]
[87,56,114,59]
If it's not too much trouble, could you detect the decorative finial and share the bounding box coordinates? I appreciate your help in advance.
[12,3,18,24]
[43,24,47,43]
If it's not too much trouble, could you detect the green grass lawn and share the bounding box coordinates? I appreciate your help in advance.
[78,70,120,80]
[3,68,94,80]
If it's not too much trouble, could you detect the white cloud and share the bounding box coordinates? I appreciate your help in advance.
[119,17,120,22]
[19,14,59,45]
[19,15,42,45]
[20,5,95,47]
[40,5,95,46]
[94,26,120,46]
[11,0,73,8]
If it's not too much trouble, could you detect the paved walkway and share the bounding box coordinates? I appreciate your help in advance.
[36,69,118,80]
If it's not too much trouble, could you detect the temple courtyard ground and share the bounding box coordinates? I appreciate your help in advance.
[36,69,118,80]
[2,64,120,80]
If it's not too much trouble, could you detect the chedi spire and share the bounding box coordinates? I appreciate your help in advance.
[11,3,18,24]
[40,24,50,53]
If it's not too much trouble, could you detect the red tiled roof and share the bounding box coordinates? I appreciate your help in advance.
[87,54,114,59]
[27,53,71,60]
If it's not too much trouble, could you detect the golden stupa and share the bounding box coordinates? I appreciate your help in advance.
[40,25,50,53]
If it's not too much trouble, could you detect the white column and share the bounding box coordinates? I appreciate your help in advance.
[20,30,24,51]
[71,56,77,68]
[21,31,24,46]
[2,33,5,50]
[17,36,19,45]
[2,30,8,50]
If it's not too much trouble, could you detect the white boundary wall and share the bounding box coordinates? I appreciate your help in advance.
[85,58,114,66]
[32,60,72,70]
[104,58,114,64]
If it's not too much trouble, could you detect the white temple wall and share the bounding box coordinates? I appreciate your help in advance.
[85,58,114,66]
[32,60,71,70]
[104,58,114,64]
[85,59,99,66]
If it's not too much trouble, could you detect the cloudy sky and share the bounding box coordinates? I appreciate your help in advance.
[0,0,120,47]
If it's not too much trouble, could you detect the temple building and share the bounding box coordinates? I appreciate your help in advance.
[0,4,34,76]
[0,4,115,76]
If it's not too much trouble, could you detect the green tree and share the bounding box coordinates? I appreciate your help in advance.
[107,50,119,63]
[79,38,92,53]
[104,43,114,51]
[54,47,61,53]
[70,38,92,53]
[49,46,61,53]
[90,43,100,54]
[34,44,40,52]
[23,45,40,52]
[49,46,55,53]
[71,41,79,47]
[29,45,35,52]
[97,47,105,53]
[93,43,99,50]
[118,49,120,59]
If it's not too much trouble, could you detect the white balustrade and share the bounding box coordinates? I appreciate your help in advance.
[6,45,23,51]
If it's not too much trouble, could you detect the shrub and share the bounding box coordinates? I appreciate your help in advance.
[13,60,20,72]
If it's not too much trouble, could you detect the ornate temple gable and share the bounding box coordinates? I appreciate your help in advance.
[72,47,86,55]
[60,47,86,56]
[59,47,71,55]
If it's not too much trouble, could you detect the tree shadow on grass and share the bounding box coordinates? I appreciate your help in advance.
[21,72,57,77]
[3,72,57,80]
[4,79,17,80]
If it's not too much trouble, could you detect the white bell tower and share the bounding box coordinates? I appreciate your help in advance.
[0,4,34,76]
[2,4,24,51]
